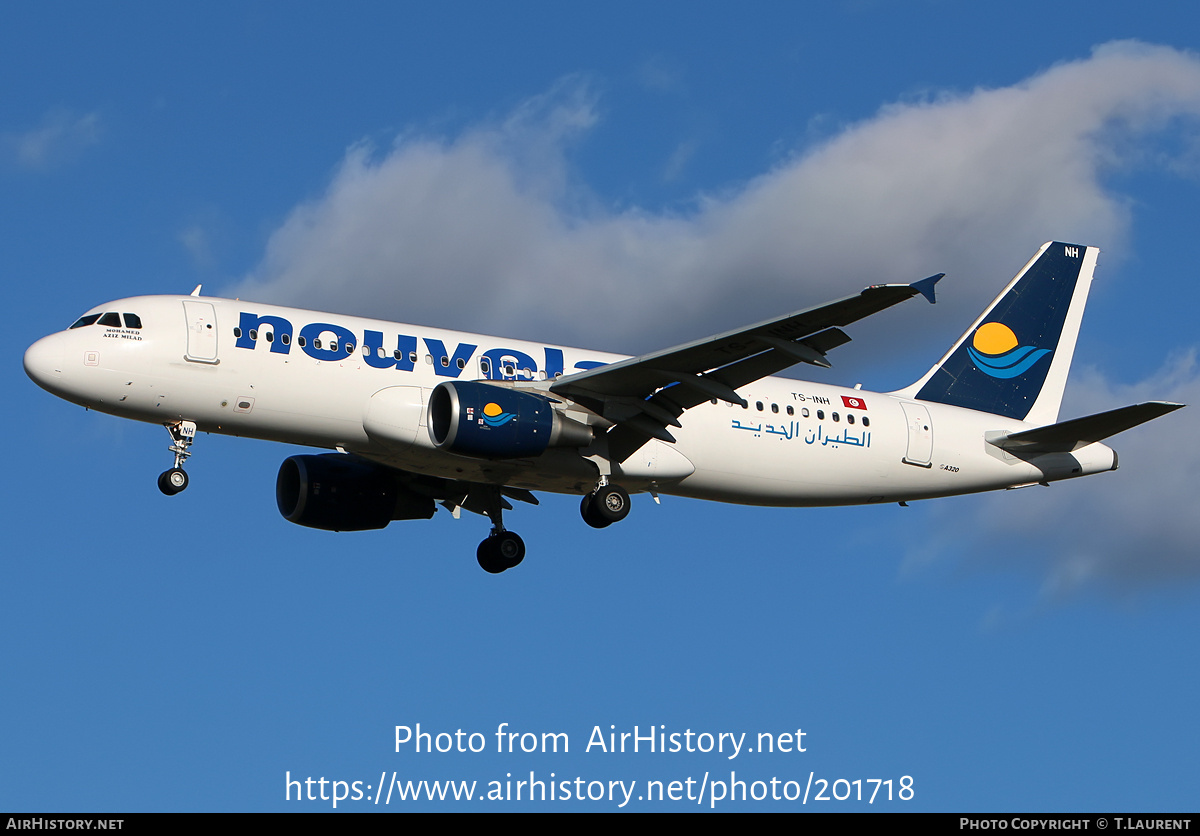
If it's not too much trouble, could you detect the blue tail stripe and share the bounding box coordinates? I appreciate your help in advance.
[968,344,1038,370]
[967,346,1052,378]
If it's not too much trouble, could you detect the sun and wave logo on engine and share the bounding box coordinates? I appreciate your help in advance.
[966,322,1052,379]
[481,402,516,427]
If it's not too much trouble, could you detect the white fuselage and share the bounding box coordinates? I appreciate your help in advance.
[24,294,1118,506]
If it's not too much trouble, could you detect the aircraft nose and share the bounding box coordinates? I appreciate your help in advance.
[24,334,65,392]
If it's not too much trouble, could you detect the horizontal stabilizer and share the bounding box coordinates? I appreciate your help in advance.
[989,401,1185,453]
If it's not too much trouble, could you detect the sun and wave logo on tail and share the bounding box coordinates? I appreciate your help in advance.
[481,402,516,427]
[966,322,1052,379]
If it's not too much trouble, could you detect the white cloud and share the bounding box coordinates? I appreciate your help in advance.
[635,55,686,95]
[2,110,101,170]
[233,42,1200,354]
[662,140,698,183]
[231,41,1200,593]
[179,224,214,269]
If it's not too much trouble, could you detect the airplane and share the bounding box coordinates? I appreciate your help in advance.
[23,241,1183,573]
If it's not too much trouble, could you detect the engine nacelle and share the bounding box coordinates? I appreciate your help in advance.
[276,454,435,531]
[428,381,593,459]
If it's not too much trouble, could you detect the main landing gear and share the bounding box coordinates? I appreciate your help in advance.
[580,480,631,529]
[474,479,632,573]
[475,487,526,574]
[477,530,526,575]
[158,420,197,496]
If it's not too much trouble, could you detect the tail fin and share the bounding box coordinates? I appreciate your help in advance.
[899,242,1098,425]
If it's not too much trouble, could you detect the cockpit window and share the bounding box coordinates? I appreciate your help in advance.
[69,314,102,329]
[123,313,143,329]
[98,312,122,327]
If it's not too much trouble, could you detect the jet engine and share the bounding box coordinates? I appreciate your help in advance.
[428,381,593,459]
[276,454,435,531]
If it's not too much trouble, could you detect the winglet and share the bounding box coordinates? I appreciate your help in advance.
[190,284,203,297]
[910,273,943,304]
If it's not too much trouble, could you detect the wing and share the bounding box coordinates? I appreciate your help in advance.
[548,274,942,461]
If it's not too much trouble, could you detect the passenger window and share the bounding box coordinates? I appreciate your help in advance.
[457,358,466,370]
[862,417,871,428]
[802,408,810,418]
[771,403,779,414]
[480,359,491,374]
[281,334,290,345]
[313,339,322,349]
[98,312,122,327]
[70,314,102,329]
[832,412,840,422]
[249,329,259,341]
[265,331,273,342]
[345,343,354,354]
[817,410,824,420]
[233,327,242,338]
[756,401,763,411]
[441,356,450,367]
[298,336,306,347]
[122,314,142,329]
[787,406,794,416]
[847,414,855,424]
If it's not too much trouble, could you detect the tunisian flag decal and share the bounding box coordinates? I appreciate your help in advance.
[841,395,868,410]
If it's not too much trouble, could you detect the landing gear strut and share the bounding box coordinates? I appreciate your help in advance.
[158,420,196,496]
[580,480,631,529]
[475,486,526,574]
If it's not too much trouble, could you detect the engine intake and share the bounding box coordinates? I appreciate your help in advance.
[428,381,593,459]
[276,454,435,531]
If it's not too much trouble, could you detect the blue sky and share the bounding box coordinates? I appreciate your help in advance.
[5,2,1199,811]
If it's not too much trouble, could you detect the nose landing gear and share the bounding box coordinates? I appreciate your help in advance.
[158,420,196,496]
